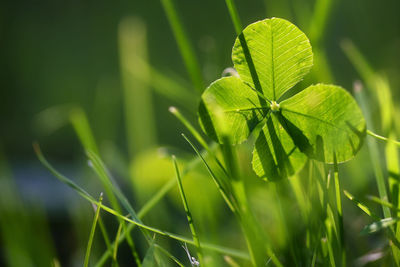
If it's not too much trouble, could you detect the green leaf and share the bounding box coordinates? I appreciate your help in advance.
[198,76,267,144]
[280,84,366,163]
[252,114,307,181]
[197,17,366,181]
[232,17,313,101]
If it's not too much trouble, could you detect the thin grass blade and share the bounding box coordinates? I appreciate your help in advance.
[172,156,203,264]
[159,0,203,92]
[84,193,103,267]
[182,134,236,212]
[224,0,242,35]
[343,190,380,220]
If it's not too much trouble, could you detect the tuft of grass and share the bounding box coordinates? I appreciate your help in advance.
[34,143,250,260]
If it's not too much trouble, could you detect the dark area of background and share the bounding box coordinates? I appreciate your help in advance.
[2,0,399,160]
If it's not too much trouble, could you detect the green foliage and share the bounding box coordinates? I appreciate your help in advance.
[198,17,366,181]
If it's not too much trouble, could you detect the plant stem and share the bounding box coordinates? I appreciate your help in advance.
[367,130,400,147]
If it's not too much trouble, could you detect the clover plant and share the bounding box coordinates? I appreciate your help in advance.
[198,18,366,181]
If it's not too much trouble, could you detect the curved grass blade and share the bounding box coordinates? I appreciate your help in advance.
[95,145,221,266]
[86,150,141,223]
[84,193,103,267]
[343,190,379,220]
[34,144,250,263]
[112,223,123,266]
[169,106,230,180]
[169,107,208,150]
[182,134,236,213]
[71,108,142,262]
[172,156,203,264]
[70,107,99,155]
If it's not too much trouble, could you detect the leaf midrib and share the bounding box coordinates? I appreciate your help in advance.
[224,107,269,113]
[270,21,276,100]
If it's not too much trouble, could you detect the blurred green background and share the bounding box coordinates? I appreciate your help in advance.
[1,0,400,266]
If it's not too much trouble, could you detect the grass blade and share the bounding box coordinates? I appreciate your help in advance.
[224,0,242,35]
[368,195,400,212]
[170,106,230,179]
[95,145,219,266]
[71,108,143,262]
[34,143,250,263]
[308,0,334,45]
[70,107,99,155]
[182,134,236,213]
[87,150,141,222]
[343,190,380,220]
[84,193,103,267]
[149,66,197,112]
[97,216,116,266]
[160,0,203,92]
[333,156,346,266]
[34,143,96,203]
[141,239,156,267]
[172,156,203,264]
[361,218,400,235]
[341,40,375,86]
[112,222,124,266]
[169,107,208,150]
[119,17,157,157]
[354,82,391,219]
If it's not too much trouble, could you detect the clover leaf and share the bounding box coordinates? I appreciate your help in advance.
[198,17,366,181]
